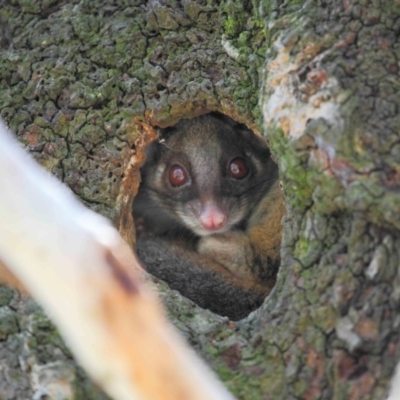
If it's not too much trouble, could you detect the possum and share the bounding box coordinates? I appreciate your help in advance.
[133,113,284,320]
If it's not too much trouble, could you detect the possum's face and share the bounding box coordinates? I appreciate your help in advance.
[153,149,253,236]
[139,114,278,237]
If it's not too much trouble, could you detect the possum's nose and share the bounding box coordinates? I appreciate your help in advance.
[199,202,227,230]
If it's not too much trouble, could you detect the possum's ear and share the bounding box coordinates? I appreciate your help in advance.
[159,125,178,141]
[209,112,254,137]
[143,139,161,164]
[209,112,269,151]
[144,125,177,164]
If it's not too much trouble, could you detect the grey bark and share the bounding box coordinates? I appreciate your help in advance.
[1,1,400,399]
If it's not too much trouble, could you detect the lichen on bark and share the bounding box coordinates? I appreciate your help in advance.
[0,0,270,398]
[1,0,400,399]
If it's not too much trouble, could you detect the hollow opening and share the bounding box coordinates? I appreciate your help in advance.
[131,112,284,321]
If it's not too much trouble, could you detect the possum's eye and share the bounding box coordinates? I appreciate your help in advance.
[229,157,249,179]
[169,165,188,187]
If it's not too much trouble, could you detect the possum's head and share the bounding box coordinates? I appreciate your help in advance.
[139,113,278,237]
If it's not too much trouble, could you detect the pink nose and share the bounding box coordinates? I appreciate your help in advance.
[199,204,226,230]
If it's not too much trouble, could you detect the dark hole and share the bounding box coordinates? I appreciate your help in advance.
[156,84,166,91]
[298,66,311,82]
[132,112,283,320]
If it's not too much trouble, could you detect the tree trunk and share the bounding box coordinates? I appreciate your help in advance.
[1,1,399,399]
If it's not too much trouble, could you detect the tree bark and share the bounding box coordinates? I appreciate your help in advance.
[1,0,399,399]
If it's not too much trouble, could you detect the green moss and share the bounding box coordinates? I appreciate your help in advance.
[19,0,41,14]
[223,15,243,37]
[0,308,19,339]
[293,379,309,397]
[220,1,248,38]
[219,362,285,400]
[271,132,314,209]
[0,286,14,307]
[387,3,400,13]
[311,305,338,333]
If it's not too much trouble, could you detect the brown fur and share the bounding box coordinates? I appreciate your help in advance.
[134,113,284,320]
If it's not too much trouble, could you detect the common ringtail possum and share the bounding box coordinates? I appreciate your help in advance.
[133,113,284,320]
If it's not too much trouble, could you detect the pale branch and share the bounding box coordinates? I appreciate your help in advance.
[388,366,400,400]
[0,120,235,400]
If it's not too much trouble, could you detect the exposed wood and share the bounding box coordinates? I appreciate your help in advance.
[1,1,400,399]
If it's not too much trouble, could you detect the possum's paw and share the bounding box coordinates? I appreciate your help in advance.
[197,232,254,280]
